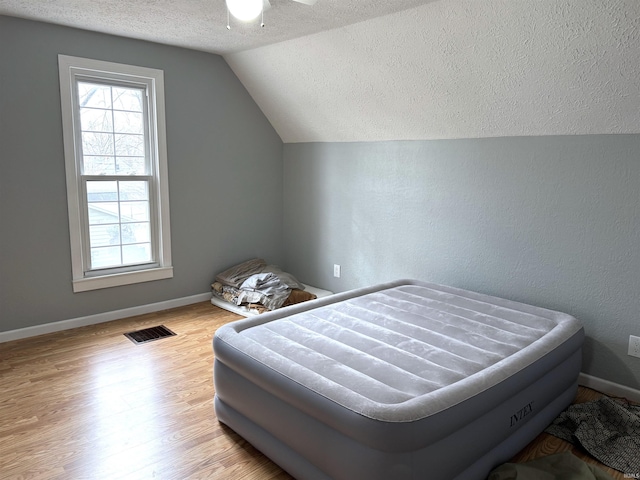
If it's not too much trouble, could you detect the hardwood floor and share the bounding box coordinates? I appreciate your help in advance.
[0,302,630,479]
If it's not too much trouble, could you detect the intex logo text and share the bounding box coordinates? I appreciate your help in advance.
[510,401,534,427]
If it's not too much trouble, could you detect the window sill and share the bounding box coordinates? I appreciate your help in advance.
[72,266,174,293]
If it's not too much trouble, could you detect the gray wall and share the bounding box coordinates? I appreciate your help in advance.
[0,16,283,332]
[283,137,640,389]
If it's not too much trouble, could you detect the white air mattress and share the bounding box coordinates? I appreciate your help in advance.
[213,279,584,480]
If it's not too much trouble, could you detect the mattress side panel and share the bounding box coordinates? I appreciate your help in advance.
[214,348,581,480]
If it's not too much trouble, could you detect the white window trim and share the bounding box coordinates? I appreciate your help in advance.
[58,55,172,292]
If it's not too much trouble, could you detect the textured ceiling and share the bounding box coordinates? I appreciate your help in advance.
[2,0,639,143]
[0,0,436,55]
[226,0,640,142]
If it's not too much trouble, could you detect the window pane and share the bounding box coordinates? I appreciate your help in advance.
[89,224,121,247]
[91,246,121,269]
[119,181,148,201]
[112,87,143,112]
[85,180,151,268]
[78,82,112,109]
[119,201,149,222]
[116,157,146,175]
[122,244,151,264]
[83,156,116,175]
[115,134,144,156]
[113,111,143,134]
[121,222,151,245]
[82,132,114,156]
[87,181,118,202]
[81,107,113,133]
[88,202,120,225]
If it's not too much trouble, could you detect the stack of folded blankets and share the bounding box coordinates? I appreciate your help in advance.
[211,258,317,313]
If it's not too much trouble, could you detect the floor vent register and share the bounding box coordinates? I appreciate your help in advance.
[124,325,176,345]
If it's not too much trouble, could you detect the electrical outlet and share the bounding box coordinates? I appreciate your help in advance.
[629,335,640,358]
[333,264,341,278]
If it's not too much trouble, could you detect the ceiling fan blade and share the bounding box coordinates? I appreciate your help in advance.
[292,0,317,5]
[263,0,272,11]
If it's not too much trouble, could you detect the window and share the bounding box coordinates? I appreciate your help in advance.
[59,55,172,292]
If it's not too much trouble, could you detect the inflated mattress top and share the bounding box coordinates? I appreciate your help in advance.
[214,280,583,422]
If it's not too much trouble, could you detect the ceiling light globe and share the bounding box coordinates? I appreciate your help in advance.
[226,0,263,22]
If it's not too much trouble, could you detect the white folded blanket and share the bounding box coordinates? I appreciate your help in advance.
[236,273,292,311]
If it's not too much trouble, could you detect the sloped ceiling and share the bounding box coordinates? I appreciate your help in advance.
[2,0,639,143]
[226,0,640,142]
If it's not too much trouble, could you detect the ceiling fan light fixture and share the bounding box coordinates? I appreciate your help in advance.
[226,0,263,22]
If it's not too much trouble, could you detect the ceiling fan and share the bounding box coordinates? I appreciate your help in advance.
[226,0,317,27]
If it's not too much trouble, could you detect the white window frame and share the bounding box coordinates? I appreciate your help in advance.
[59,55,172,292]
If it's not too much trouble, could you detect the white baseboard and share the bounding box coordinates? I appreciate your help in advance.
[579,372,640,403]
[0,292,212,344]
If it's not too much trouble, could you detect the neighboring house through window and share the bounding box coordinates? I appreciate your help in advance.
[58,55,172,292]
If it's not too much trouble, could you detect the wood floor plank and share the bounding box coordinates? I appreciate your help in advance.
[0,301,632,479]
